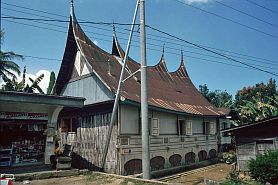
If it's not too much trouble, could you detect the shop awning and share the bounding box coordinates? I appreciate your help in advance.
[0,91,85,107]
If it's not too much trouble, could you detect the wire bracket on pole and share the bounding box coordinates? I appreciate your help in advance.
[122,69,141,83]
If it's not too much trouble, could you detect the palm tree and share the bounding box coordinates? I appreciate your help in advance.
[0,30,23,81]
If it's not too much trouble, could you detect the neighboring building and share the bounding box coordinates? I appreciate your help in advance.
[217,108,239,152]
[53,4,227,174]
[222,116,278,171]
[0,91,84,168]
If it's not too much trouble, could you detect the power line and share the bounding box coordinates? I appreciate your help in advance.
[215,0,278,29]
[3,19,67,33]
[4,19,278,75]
[3,17,278,74]
[3,14,278,66]
[146,25,278,76]
[245,0,278,15]
[3,15,277,69]
[3,3,278,65]
[2,2,66,18]
[174,0,278,39]
[24,55,61,61]
[3,4,278,75]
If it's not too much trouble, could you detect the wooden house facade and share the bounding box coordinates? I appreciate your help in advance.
[222,116,278,171]
[53,4,228,175]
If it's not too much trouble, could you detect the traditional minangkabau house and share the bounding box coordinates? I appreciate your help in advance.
[222,116,278,171]
[53,3,228,175]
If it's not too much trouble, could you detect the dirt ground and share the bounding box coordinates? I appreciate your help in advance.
[13,163,232,185]
[168,163,233,185]
[13,173,160,185]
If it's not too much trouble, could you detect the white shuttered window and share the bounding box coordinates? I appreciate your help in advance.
[186,120,192,135]
[209,122,216,135]
[152,118,159,136]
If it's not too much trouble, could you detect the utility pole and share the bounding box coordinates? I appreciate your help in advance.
[140,0,151,179]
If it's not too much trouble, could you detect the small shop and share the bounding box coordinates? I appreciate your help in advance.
[0,91,84,168]
[0,112,48,167]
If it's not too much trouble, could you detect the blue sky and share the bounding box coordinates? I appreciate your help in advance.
[2,0,278,96]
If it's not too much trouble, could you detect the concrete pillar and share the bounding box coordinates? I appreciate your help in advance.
[45,106,63,164]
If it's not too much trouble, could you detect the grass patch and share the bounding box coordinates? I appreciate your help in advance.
[86,173,116,184]
[120,178,161,185]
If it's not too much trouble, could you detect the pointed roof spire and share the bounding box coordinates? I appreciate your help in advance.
[112,22,116,33]
[70,0,74,17]
[181,49,184,63]
[111,26,124,58]
[161,44,165,59]
[153,45,168,73]
[180,49,185,68]
[175,49,188,78]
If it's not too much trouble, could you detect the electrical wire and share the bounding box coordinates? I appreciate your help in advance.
[245,0,278,15]
[2,7,278,75]
[3,15,278,67]
[4,19,278,75]
[146,25,278,76]
[215,0,278,29]
[174,0,278,39]
[3,3,278,65]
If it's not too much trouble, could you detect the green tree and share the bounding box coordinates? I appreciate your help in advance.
[0,30,23,81]
[199,84,233,108]
[1,66,26,91]
[2,66,45,94]
[235,79,278,123]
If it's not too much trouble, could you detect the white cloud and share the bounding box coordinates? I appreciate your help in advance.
[0,69,51,94]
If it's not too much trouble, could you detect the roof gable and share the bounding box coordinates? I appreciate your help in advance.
[55,6,224,116]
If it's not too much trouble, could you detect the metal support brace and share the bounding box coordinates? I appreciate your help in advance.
[101,0,140,170]
[122,69,141,83]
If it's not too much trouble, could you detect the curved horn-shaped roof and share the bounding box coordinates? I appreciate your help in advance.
[172,50,189,78]
[55,2,224,116]
[111,29,141,75]
[112,27,125,59]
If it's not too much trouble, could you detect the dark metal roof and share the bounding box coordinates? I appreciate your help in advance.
[54,19,78,95]
[55,12,225,116]
[221,116,278,133]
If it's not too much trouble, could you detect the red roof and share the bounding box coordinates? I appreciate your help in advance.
[55,11,225,116]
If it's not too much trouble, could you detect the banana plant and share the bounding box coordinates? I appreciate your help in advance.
[24,73,45,93]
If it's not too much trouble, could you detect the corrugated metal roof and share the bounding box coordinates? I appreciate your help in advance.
[55,14,225,116]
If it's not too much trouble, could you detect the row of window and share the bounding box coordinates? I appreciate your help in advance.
[150,118,216,136]
[59,115,216,136]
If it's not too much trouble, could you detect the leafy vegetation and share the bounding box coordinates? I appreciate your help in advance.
[0,30,23,81]
[1,66,47,93]
[47,71,56,94]
[220,151,236,164]
[221,171,242,185]
[235,78,278,123]
[199,84,233,108]
[199,79,278,124]
[248,150,278,185]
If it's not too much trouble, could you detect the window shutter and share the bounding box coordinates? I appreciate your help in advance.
[209,122,215,135]
[186,120,192,135]
[152,118,159,136]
